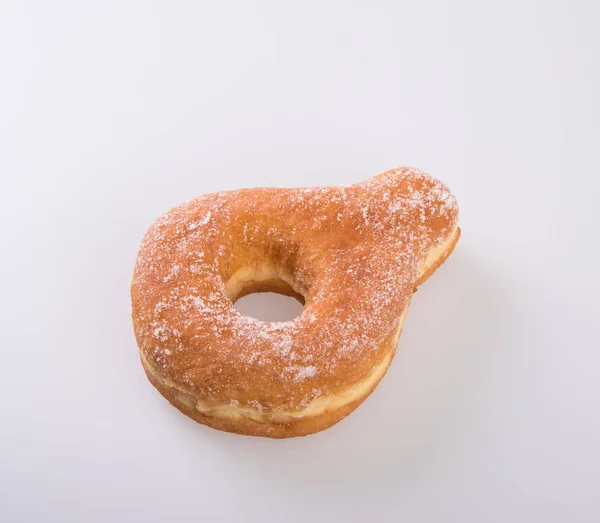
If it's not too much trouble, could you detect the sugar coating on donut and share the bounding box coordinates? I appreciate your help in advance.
[131,167,459,413]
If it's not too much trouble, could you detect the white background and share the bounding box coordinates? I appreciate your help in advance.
[1,1,599,522]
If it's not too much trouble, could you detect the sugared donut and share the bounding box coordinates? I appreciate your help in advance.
[131,167,460,438]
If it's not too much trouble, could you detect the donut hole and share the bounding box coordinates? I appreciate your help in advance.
[226,267,305,322]
[234,279,304,322]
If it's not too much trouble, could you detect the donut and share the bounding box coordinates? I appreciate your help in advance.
[131,167,460,438]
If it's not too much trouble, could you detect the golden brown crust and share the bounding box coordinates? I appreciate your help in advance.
[142,330,399,438]
[131,167,460,437]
